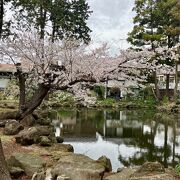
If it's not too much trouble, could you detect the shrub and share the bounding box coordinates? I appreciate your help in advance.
[175,163,180,175]
[93,85,105,99]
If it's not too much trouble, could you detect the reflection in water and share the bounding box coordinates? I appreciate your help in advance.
[50,109,180,171]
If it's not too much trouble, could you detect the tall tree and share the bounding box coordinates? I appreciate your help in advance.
[128,0,180,100]
[13,0,91,41]
[0,0,11,38]
[127,0,162,100]
[127,0,162,48]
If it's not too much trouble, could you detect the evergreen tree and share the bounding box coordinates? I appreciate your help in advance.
[156,0,180,47]
[12,0,91,42]
[128,0,179,48]
[127,0,162,49]
[0,0,12,38]
[128,0,180,100]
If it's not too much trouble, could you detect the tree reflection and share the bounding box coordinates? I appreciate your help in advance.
[50,108,180,168]
[118,116,178,168]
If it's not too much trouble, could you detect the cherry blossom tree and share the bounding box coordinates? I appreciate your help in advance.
[1,31,178,120]
[0,33,151,119]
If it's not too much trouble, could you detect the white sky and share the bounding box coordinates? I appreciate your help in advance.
[4,0,135,55]
[87,0,135,54]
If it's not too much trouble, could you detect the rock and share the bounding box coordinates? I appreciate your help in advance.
[21,115,35,127]
[32,168,52,180]
[105,168,136,180]
[37,110,49,119]
[9,166,24,178]
[106,164,175,180]
[15,125,54,145]
[130,173,175,180]
[96,156,112,172]
[36,118,51,125]
[15,127,39,145]
[57,175,71,180]
[48,133,57,143]
[0,110,17,120]
[56,136,64,143]
[51,153,105,180]
[132,161,165,177]
[31,171,46,180]
[35,125,54,136]
[4,120,24,135]
[39,136,51,146]
[7,153,46,176]
[0,119,7,127]
[51,144,74,153]
[117,167,124,173]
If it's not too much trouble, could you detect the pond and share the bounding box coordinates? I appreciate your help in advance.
[50,108,180,171]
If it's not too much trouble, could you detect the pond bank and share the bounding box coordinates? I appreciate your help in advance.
[0,107,180,179]
[1,128,179,180]
[47,98,157,109]
[1,98,180,113]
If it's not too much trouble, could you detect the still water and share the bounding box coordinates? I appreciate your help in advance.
[50,108,180,171]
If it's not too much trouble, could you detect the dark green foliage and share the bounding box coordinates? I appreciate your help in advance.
[128,0,180,48]
[0,0,12,38]
[175,163,180,175]
[12,0,91,42]
[94,85,105,99]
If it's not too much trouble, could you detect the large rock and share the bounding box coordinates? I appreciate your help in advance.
[36,118,51,126]
[15,127,39,145]
[9,166,24,178]
[7,153,46,176]
[0,110,17,120]
[15,125,54,145]
[0,119,8,127]
[128,162,176,180]
[39,136,51,146]
[132,161,165,177]
[105,164,175,180]
[50,144,74,153]
[4,120,24,135]
[21,115,35,127]
[51,153,105,180]
[130,173,175,180]
[105,168,136,180]
[96,156,112,172]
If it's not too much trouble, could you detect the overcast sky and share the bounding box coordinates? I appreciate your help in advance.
[87,0,135,54]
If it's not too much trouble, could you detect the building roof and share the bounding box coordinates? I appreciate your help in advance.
[0,64,16,73]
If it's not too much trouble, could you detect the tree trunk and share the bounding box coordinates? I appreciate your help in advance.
[17,70,26,112]
[174,62,178,101]
[39,5,47,40]
[0,0,4,38]
[104,77,108,99]
[17,84,50,120]
[164,123,168,168]
[154,71,160,101]
[0,139,11,180]
[166,74,170,98]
